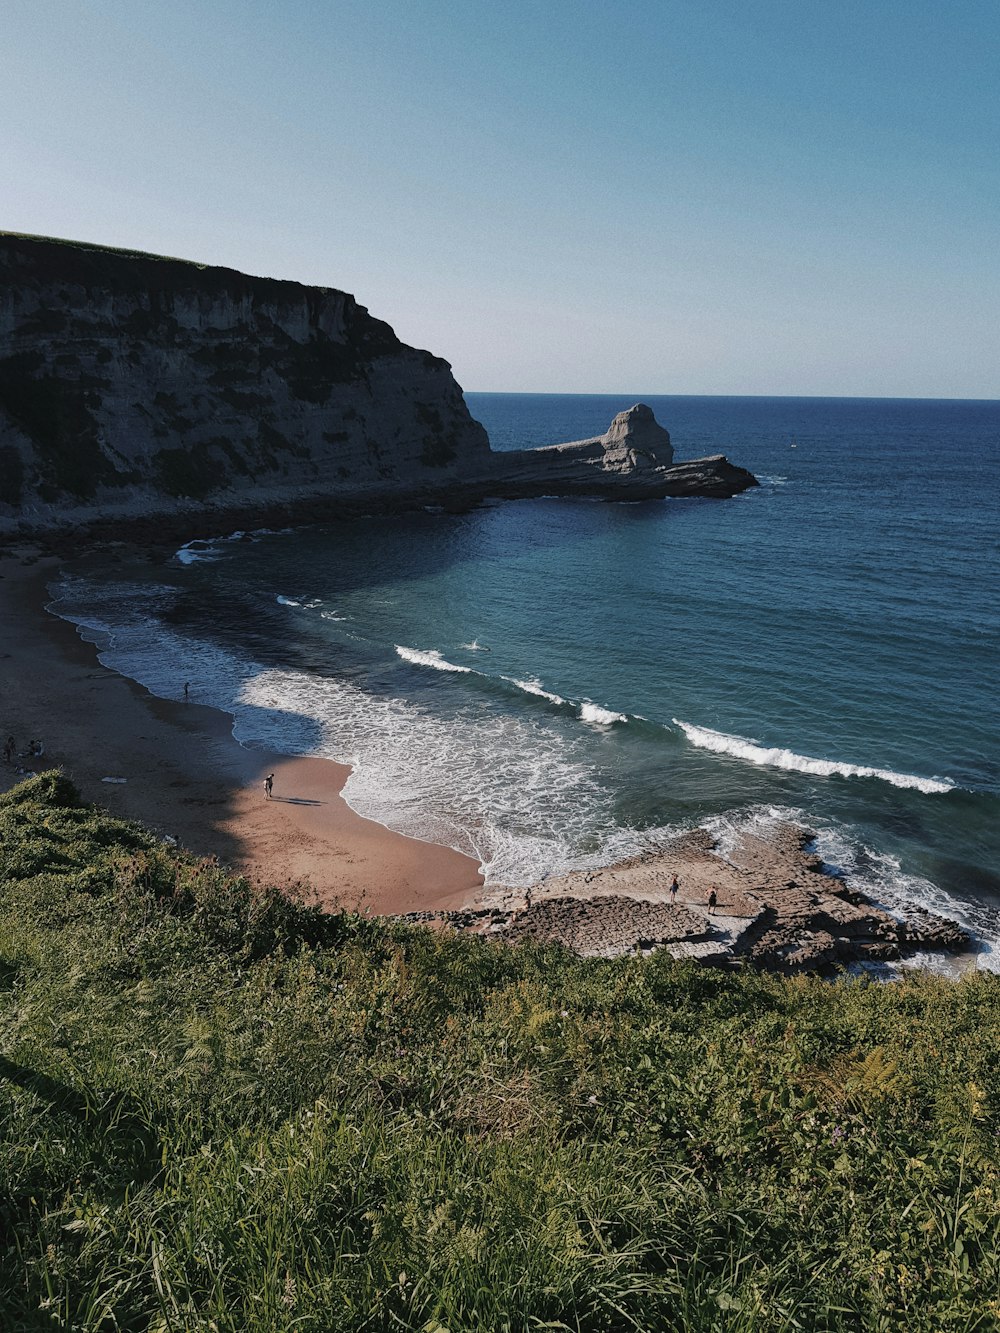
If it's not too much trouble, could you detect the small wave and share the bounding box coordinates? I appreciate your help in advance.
[674,720,955,794]
[461,640,491,653]
[276,595,301,607]
[320,610,349,622]
[395,645,473,674]
[175,543,218,565]
[580,702,628,726]
[503,676,566,705]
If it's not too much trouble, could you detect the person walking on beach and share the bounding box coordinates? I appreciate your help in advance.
[669,875,679,906]
[707,887,718,916]
[183,681,190,702]
[263,773,274,800]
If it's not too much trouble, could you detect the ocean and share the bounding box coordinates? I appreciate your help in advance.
[51,394,1000,962]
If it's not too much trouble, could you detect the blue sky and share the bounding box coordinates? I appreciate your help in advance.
[4,0,998,396]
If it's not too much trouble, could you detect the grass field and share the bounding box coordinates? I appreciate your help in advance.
[1,771,998,1331]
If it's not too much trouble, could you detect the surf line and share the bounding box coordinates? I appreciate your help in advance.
[395,645,628,727]
[673,719,955,795]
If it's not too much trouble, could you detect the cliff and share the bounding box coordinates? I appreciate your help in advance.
[0,234,755,532]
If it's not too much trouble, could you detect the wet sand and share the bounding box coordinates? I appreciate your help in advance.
[0,546,973,972]
[0,549,483,915]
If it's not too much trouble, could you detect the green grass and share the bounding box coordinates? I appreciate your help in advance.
[0,231,215,270]
[1,772,998,1331]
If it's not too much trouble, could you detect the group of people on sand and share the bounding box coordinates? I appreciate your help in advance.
[3,734,44,767]
[668,874,719,915]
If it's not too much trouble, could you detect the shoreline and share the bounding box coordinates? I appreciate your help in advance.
[0,543,977,975]
[412,822,979,975]
[0,548,484,916]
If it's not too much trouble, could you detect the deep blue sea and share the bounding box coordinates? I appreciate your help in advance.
[52,394,1000,962]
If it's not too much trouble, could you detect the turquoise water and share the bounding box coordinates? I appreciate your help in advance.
[52,394,1000,956]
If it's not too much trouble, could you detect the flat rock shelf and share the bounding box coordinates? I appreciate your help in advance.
[398,822,971,974]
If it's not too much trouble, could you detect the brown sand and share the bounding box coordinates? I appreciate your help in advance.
[0,550,482,914]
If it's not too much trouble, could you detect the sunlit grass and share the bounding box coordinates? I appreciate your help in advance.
[1,771,998,1330]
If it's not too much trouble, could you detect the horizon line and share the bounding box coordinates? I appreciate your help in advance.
[465,390,999,403]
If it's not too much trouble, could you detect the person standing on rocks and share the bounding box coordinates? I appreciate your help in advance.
[708,887,718,916]
[669,875,679,906]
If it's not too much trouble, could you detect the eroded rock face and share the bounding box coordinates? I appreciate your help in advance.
[0,234,490,524]
[481,402,757,501]
[0,235,758,530]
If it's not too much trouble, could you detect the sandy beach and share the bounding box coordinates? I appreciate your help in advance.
[0,544,975,971]
[0,547,483,915]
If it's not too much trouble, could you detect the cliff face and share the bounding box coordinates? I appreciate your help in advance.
[0,235,755,533]
[0,234,491,524]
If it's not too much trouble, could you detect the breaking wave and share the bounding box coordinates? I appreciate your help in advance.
[580,702,628,726]
[674,720,955,794]
[395,645,474,674]
[504,677,566,705]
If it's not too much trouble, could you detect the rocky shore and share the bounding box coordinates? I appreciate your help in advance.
[398,821,971,974]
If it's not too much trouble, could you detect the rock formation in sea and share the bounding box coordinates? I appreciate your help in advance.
[477,402,755,501]
[0,233,756,532]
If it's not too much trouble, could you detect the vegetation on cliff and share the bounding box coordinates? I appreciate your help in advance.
[1,773,998,1330]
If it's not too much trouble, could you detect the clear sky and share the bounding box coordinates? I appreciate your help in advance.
[4,1,998,396]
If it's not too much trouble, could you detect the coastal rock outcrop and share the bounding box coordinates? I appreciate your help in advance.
[0,233,757,531]
[402,822,972,974]
[476,403,757,500]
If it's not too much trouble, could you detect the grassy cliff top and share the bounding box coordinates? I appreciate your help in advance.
[1,771,998,1330]
[0,230,348,302]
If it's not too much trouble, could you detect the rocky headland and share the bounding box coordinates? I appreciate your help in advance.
[0,234,755,536]
[399,822,971,975]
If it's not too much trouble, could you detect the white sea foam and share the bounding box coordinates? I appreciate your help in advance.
[700,803,807,859]
[580,702,628,726]
[276,595,301,607]
[673,719,955,794]
[320,610,349,622]
[48,575,673,887]
[460,640,491,652]
[239,667,632,884]
[395,645,473,674]
[44,574,984,918]
[175,544,217,565]
[504,676,566,705]
[702,805,999,975]
[174,529,264,565]
[810,825,999,975]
